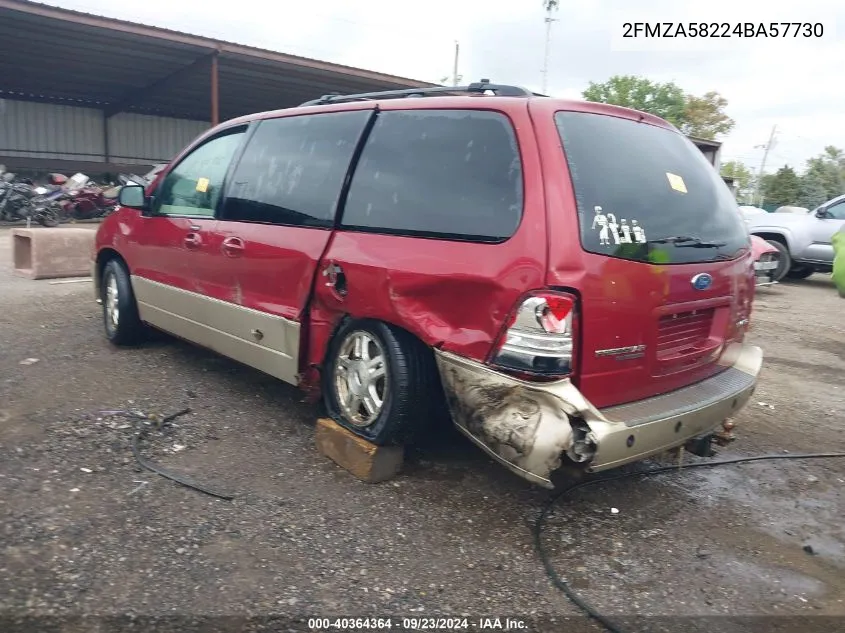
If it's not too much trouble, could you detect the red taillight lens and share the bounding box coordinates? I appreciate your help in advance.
[537,295,574,334]
[491,290,578,378]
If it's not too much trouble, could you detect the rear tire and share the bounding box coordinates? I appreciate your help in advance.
[765,240,791,282]
[322,320,437,446]
[101,259,145,346]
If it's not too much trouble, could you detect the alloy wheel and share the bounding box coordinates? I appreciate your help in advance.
[105,272,120,331]
[333,330,388,427]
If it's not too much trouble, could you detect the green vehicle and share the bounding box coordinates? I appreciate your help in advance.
[833,228,845,297]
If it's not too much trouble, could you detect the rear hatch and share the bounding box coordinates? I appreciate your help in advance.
[541,105,753,409]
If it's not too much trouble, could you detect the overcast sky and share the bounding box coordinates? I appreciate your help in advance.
[48,0,844,176]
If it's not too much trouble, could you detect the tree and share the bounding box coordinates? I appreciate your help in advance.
[680,91,735,139]
[582,75,687,128]
[543,0,559,10]
[720,161,753,202]
[798,145,845,208]
[582,75,735,139]
[798,171,830,209]
[761,166,801,208]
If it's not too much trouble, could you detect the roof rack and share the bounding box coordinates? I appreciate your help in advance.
[299,79,539,106]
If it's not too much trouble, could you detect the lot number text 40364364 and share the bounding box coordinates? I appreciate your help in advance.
[622,22,824,38]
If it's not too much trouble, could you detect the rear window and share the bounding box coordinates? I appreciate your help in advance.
[341,109,523,242]
[555,111,748,264]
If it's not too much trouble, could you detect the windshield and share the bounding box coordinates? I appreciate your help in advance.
[555,111,749,264]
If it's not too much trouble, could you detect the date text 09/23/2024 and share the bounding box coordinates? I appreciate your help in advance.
[622,22,824,38]
[307,617,528,631]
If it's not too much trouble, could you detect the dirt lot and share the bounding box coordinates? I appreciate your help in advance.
[1,226,843,633]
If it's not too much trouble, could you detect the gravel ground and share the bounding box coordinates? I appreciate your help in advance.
[1,227,843,633]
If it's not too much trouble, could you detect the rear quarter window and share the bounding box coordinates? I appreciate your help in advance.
[341,109,523,242]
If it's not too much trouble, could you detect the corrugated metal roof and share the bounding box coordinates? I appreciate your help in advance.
[687,135,722,149]
[11,0,429,82]
[0,0,437,122]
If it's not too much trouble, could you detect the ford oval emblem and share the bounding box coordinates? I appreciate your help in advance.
[691,273,713,291]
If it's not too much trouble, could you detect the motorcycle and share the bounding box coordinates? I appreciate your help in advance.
[0,170,43,224]
[54,173,120,221]
[17,172,75,227]
[27,185,65,227]
[0,168,13,216]
[0,169,70,226]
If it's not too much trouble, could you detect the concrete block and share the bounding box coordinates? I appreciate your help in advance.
[12,227,95,280]
[315,417,403,483]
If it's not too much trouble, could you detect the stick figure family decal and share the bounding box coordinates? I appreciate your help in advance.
[590,206,647,246]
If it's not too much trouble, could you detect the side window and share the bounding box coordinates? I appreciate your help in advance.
[826,201,845,220]
[341,109,523,242]
[221,110,371,227]
[153,127,246,217]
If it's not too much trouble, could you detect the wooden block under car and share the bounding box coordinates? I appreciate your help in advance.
[315,418,403,483]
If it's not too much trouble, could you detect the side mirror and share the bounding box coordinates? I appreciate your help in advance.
[815,208,830,219]
[118,184,150,213]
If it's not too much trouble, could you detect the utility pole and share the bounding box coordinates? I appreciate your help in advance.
[753,125,778,206]
[452,41,460,86]
[541,2,559,94]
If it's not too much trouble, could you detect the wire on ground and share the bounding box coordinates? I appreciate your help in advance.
[102,407,235,500]
[534,451,845,633]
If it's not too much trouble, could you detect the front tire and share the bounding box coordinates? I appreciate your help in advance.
[765,239,791,282]
[101,259,145,346]
[322,320,436,446]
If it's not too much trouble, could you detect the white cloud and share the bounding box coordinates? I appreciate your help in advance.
[46,0,845,172]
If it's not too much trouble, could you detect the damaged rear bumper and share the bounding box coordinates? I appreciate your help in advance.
[435,343,763,489]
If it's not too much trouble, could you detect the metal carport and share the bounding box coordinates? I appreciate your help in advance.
[0,0,435,174]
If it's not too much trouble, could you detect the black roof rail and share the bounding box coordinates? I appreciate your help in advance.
[299,79,538,107]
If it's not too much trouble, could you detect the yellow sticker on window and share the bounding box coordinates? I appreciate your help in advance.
[666,172,687,194]
[195,177,209,193]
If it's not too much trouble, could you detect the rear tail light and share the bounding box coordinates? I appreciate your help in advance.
[490,291,578,378]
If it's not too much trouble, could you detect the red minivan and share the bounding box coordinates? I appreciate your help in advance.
[92,81,763,488]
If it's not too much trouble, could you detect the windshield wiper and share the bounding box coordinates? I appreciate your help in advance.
[648,235,727,248]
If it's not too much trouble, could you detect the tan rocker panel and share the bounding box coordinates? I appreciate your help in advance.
[132,276,301,385]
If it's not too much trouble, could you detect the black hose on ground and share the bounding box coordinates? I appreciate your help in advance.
[534,452,845,633]
[101,407,235,500]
